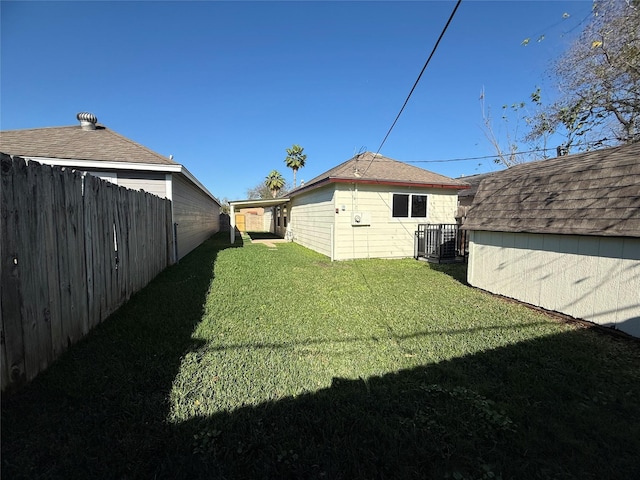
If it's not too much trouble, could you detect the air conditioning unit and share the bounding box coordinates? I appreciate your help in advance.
[351,212,371,226]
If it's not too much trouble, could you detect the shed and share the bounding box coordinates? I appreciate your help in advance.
[463,143,640,337]
[0,113,221,260]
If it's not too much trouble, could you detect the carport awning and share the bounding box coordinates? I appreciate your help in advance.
[229,198,290,243]
[229,198,290,209]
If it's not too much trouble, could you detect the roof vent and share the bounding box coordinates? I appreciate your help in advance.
[77,112,97,130]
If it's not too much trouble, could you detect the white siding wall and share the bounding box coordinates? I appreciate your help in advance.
[116,172,168,198]
[468,231,640,338]
[84,170,118,184]
[332,184,459,260]
[289,187,335,258]
[172,174,220,259]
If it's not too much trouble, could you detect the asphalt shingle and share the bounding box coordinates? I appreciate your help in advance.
[0,124,176,165]
[463,142,640,237]
[297,152,469,192]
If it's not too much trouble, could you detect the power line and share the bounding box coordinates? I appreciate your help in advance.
[405,147,557,164]
[361,0,462,177]
[404,139,613,164]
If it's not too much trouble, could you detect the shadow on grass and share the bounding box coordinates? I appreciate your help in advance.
[1,232,241,478]
[247,231,283,241]
[165,328,640,480]
[3,235,640,479]
[427,261,469,284]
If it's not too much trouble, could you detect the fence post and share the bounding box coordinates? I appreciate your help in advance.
[173,222,179,264]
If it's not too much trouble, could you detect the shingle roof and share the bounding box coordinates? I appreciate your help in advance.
[463,143,640,237]
[0,125,176,165]
[457,172,497,199]
[292,152,468,195]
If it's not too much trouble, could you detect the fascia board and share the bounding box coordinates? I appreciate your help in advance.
[26,156,182,173]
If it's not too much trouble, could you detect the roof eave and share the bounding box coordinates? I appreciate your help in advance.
[290,176,468,196]
[462,225,638,238]
[229,198,291,208]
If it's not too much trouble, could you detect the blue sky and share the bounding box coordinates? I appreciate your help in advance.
[1,0,593,201]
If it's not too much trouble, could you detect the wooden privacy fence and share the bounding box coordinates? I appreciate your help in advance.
[1,155,174,392]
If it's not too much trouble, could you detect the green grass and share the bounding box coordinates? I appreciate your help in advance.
[2,232,639,479]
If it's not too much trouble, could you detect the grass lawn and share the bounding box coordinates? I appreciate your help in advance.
[2,232,639,479]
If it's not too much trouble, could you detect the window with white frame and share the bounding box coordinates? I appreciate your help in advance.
[391,193,428,218]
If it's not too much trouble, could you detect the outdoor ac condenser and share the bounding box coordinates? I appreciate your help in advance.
[351,212,371,226]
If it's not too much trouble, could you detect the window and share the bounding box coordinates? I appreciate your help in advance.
[392,194,409,217]
[412,194,427,217]
[392,193,428,218]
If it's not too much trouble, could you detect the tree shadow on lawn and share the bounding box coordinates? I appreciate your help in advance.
[4,312,640,478]
[1,232,242,478]
[166,327,640,480]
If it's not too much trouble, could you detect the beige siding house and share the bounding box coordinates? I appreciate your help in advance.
[463,143,640,338]
[0,113,220,260]
[285,152,468,260]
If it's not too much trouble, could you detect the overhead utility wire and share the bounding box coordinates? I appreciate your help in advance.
[406,147,558,164]
[405,139,613,164]
[361,0,462,177]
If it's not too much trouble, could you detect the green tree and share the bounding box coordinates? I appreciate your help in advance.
[247,178,291,200]
[220,197,231,215]
[284,144,307,188]
[527,0,640,151]
[265,170,285,198]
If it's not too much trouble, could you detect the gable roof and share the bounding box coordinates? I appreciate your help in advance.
[0,124,177,165]
[290,152,468,196]
[463,142,640,237]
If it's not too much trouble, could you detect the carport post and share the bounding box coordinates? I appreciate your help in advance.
[230,204,236,244]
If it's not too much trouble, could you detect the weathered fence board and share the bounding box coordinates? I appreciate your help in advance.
[42,165,62,361]
[1,155,173,392]
[14,158,41,383]
[1,156,26,389]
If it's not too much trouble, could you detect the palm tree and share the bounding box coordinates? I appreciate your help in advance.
[284,144,307,188]
[265,170,285,198]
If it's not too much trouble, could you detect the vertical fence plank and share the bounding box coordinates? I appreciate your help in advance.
[1,155,26,388]
[91,176,104,325]
[53,167,73,352]
[43,166,63,360]
[14,158,40,383]
[131,192,141,292]
[166,199,174,265]
[34,163,53,370]
[61,168,82,344]
[121,188,132,301]
[107,184,118,316]
[83,174,97,329]
[72,171,89,337]
[145,194,152,286]
[97,181,110,322]
[113,188,126,304]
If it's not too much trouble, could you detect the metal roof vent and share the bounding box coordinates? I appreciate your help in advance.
[77,112,97,130]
